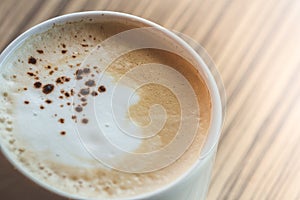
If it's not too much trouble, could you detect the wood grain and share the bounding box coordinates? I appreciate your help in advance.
[0,0,299,199]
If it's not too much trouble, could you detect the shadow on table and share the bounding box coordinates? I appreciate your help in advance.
[0,152,66,200]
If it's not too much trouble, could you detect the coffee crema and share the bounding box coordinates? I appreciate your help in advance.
[0,20,211,199]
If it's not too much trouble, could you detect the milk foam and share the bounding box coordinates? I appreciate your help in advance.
[0,21,211,199]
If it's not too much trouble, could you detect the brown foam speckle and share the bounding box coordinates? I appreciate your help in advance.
[42,84,54,94]
[56,76,70,84]
[6,127,13,132]
[75,106,83,112]
[81,118,88,124]
[80,88,90,96]
[34,82,42,88]
[28,56,37,64]
[91,91,98,96]
[27,72,35,77]
[85,80,95,87]
[98,85,106,93]
[36,50,44,54]
[45,99,52,104]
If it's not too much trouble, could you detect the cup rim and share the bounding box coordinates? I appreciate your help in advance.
[0,11,223,200]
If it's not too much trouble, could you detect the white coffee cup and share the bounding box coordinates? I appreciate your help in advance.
[0,11,223,200]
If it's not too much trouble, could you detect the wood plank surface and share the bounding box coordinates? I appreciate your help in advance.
[0,0,299,199]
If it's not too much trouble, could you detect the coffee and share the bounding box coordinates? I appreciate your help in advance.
[0,19,211,199]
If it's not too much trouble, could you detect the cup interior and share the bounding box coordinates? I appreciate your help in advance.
[0,11,223,200]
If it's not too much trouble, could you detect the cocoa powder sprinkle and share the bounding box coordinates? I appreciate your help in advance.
[85,80,95,87]
[91,91,98,96]
[34,82,42,88]
[81,118,89,124]
[28,56,37,64]
[45,99,52,104]
[98,85,106,93]
[75,106,83,112]
[42,84,54,94]
[80,88,90,96]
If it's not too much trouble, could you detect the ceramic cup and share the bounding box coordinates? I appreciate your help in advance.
[0,11,223,200]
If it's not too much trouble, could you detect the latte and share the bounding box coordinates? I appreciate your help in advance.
[0,18,211,199]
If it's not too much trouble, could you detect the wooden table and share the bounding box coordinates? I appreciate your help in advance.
[0,0,299,199]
